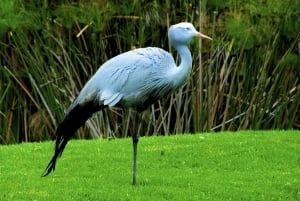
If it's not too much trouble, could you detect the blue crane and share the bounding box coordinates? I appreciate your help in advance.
[42,22,212,185]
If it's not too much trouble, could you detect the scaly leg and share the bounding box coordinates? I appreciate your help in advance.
[132,133,139,185]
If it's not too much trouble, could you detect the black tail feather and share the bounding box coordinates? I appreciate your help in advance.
[41,129,70,176]
[42,102,104,177]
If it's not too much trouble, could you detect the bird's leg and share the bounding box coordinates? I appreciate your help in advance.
[132,132,139,185]
[132,112,140,185]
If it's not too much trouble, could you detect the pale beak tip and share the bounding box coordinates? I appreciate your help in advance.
[195,32,213,41]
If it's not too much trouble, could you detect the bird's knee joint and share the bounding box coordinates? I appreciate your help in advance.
[132,135,139,144]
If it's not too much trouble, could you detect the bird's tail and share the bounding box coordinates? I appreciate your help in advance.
[42,102,104,177]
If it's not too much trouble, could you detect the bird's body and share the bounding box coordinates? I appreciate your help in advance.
[43,22,212,185]
[74,47,178,111]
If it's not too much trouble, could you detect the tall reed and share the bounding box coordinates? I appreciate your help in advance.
[0,0,299,144]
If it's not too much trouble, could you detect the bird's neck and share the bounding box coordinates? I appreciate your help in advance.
[172,45,193,89]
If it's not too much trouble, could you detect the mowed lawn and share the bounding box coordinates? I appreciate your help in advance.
[0,130,299,201]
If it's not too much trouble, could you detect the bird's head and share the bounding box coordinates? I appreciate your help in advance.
[168,22,212,46]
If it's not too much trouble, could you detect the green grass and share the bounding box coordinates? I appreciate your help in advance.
[1,131,300,200]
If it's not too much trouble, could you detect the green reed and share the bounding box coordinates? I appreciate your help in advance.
[0,0,299,143]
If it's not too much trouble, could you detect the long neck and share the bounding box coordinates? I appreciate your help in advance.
[171,44,193,89]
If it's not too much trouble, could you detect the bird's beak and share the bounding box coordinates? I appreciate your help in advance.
[194,32,212,40]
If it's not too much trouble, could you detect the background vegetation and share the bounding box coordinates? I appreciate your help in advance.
[1,131,300,200]
[0,0,299,144]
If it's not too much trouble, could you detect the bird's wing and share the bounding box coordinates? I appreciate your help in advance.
[100,90,123,107]
[76,47,176,109]
[104,47,176,109]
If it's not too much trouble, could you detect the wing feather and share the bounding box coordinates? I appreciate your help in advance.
[75,47,176,109]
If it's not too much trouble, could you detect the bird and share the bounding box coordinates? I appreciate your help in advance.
[42,22,212,185]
